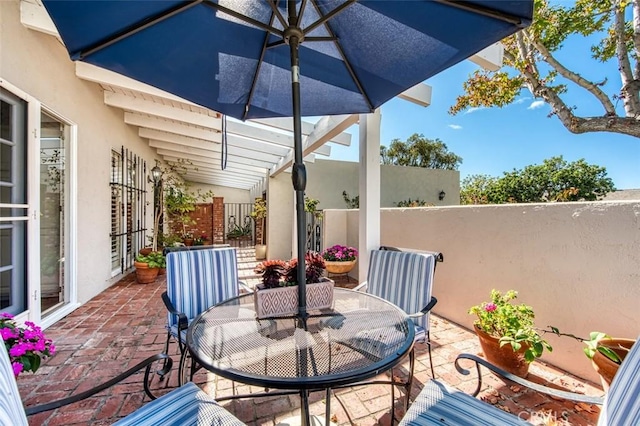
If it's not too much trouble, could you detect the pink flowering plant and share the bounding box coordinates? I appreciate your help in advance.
[468,289,552,362]
[322,244,358,262]
[1,313,55,377]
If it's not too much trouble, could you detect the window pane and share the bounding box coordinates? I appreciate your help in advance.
[0,142,11,182]
[0,270,11,309]
[0,100,11,141]
[0,228,10,267]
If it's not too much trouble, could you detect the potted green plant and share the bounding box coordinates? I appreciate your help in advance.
[545,328,636,390]
[468,289,552,377]
[134,252,164,283]
[251,198,267,260]
[321,244,358,274]
[253,252,333,318]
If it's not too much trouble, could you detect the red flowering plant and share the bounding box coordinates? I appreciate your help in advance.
[468,289,552,362]
[255,252,326,289]
[0,313,55,376]
[322,244,358,262]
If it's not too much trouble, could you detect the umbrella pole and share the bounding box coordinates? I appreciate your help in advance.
[287,16,308,321]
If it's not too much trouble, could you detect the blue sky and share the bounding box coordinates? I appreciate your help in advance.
[327,42,640,190]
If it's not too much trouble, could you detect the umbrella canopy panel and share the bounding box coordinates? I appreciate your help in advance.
[42,0,533,121]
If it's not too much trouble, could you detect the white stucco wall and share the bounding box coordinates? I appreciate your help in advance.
[324,201,640,383]
[187,183,250,204]
[2,1,160,303]
[305,159,460,210]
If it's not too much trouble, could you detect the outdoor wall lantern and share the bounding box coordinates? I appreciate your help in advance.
[150,165,163,186]
[439,190,446,201]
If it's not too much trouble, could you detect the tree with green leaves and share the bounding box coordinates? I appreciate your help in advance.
[380,133,462,170]
[450,0,640,138]
[460,156,615,204]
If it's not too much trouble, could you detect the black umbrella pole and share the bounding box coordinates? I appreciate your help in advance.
[289,34,308,321]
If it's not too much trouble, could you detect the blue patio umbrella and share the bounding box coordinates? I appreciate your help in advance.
[42,0,533,319]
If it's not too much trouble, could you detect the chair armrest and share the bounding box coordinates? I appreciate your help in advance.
[455,353,604,405]
[161,291,188,332]
[407,296,438,319]
[25,354,173,416]
[353,281,367,291]
[238,281,253,294]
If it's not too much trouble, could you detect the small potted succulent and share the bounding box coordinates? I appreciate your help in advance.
[469,289,552,377]
[253,252,332,318]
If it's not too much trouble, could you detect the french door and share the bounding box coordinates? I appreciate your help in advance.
[0,82,76,326]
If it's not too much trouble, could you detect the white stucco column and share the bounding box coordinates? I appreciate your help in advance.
[358,109,381,279]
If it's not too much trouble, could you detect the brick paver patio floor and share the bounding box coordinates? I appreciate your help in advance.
[17,248,603,425]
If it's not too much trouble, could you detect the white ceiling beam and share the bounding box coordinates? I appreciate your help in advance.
[150,139,282,164]
[20,0,59,37]
[125,113,221,142]
[271,114,358,177]
[250,117,352,146]
[156,149,276,170]
[398,83,432,107]
[186,175,251,189]
[161,155,267,175]
[469,43,503,71]
[105,92,220,128]
[226,119,296,147]
[140,128,292,158]
[169,161,267,178]
[76,62,204,106]
[185,170,259,184]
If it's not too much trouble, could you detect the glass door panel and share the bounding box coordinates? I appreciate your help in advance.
[40,112,66,315]
[0,89,27,315]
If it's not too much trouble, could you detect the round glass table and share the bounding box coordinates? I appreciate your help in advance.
[187,288,414,425]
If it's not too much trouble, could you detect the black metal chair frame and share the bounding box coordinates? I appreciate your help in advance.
[25,354,172,416]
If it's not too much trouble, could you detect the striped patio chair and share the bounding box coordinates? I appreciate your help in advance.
[162,247,249,385]
[0,342,245,426]
[353,248,440,412]
[399,336,639,425]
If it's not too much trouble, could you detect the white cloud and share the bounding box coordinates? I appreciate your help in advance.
[527,100,545,110]
[448,124,462,130]
[514,97,530,104]
[463,107,485,115]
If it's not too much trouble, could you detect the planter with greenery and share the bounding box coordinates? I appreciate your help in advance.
[545,328,636,390]
[134,251,164,284]
[469,289,552,378]
[251,198,267,260]
[322,244,358,274]
[253,252,332,318]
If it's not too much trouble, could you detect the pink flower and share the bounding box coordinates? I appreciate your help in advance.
[12,362,23,377]
[0,328,17,340]
[9,342,28,357]
[484,303,497,312]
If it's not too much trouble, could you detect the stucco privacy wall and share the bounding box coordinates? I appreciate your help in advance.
[305,159,460,209]
[324,202,640,383]
[267,159,460,259]
[2,0,159,303]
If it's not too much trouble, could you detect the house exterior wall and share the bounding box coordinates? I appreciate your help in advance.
[2,0,159,304]
[323,201,640,383]
[187,183,250,204]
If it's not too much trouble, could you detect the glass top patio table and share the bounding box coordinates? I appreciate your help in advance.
[187,288,414,423]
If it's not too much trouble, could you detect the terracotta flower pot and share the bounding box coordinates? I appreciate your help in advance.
[591,338,635,391]
[324,259,357,274]
[134,261,159,284]
[474,325,530,378]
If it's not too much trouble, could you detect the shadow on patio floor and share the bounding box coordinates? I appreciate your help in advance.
[18,248,602,425]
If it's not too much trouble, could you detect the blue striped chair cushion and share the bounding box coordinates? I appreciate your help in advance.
[367,250,437,331]
[598,336,640,426]
[399,380,527,425]
[0,344,28,426]
[114,382,245,425]
[166,248,240,329]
